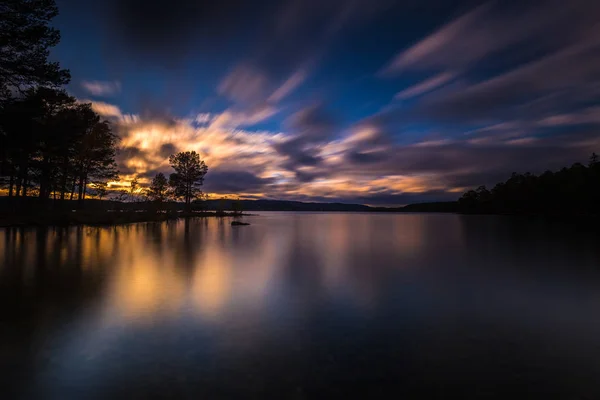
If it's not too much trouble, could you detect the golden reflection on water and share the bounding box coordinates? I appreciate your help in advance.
[0,214,453,326]
[192,246,233,319]
[6,214,600,399]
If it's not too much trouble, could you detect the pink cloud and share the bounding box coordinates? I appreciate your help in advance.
[268,70,307,103]
[395,72,456,100]
[81,80,121,96]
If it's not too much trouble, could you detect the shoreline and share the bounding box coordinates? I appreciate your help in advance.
[0,210,253,228]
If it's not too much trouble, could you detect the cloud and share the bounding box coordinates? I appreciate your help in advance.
[403,42,600,124]
[382,3,492,74]
[537,107,600,127]
[272,103,339,179]
[158,143,178,158]
[110,108,287,185]
[81,80,121,96]
[214,0,389,117]
[80,100,140,124]
[63,0,600,205]
[203,171,276,194]
[103,100,600,205]
[97,0,259,67]
[218,65,270,105]
[208,106,278,129]
[286,102,336,137]
[93,0,383,71]
[395,72,456,100]
[382,1,600,75]
[371,0,600,131]
[268,69,307,103]
[194,113,212,125]
[88,100,123,118]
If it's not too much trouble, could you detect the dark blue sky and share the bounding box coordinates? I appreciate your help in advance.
[50,0,600,205]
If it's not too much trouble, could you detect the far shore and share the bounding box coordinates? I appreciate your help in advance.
[0,210,252,228]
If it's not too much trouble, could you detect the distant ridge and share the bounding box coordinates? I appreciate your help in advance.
[0,196,458,213]
[202,199,458,212]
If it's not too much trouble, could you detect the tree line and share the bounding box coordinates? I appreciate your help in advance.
[459,153,600,215]
[0,0,211,212]
[1,88,119,204]
[0,0,119,207]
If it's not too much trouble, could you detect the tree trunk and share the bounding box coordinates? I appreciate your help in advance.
[77,174,85,207]
[18,154,28,197]
[8,169,14,198]
[15,175,21,198]
[39,155,50,199]
[82,176,88,200]
[186,180,191,212]
[60,157,69,201]
[70,179,76,201]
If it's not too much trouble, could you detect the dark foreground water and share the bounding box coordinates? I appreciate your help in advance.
[1,213,600,399]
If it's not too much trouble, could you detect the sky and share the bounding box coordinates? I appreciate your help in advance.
[51,0,600,205]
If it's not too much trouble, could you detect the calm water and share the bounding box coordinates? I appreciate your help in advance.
[1,213,600,399]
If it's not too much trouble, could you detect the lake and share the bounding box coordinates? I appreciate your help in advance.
[1,213,600,399]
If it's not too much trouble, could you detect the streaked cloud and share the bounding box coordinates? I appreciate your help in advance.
[209,106,279,129]
[81,80,121,96]
[268,70,307,103]
[382,4,491,74]
[395,72,456,100]
[218,65,269,105]
[81,100,139,124]
[58,1,600,205]
[87,100,123,118]
[90,95,599,205]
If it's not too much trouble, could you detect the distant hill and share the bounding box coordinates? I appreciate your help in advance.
[201,199,372,212]
[370,201,459,213]
[0,196,458,213]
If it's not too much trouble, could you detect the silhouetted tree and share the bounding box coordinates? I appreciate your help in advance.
[168,151,208,211]
[128,177,139,202]
[0,87,118,206]
[0,0,70,101]
[72,119,119,205]
[231,197,243,215]
[0,0,123,216]
[146,173,169,209]
[93,181,108,200]
[459,153,600,215]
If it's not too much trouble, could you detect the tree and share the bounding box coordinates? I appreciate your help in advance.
[146,173,169,208]
[232,197,243,215]
[73,119,119,205]
[0,89,119,204]
[0,1,122,212]
[93,181,108,200]
[168,151,208,211]
[458,152,600,215]
[0,0,70,101]
[129,177,139,201]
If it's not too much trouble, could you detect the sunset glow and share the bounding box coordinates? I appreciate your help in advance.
[46,0,600,205]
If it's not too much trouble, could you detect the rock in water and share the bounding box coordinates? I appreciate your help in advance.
[231,221,250,226]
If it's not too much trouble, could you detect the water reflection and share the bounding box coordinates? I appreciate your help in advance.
[1,213,600,398]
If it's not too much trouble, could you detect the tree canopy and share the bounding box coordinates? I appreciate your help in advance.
[147,172,169,205]
[0,1,118,208]
[0,0,70,100]
[168,151,208,210]
[0,88,119,205]
[459,154,600,215]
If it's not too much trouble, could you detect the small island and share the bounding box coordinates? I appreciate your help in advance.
[231,221,250,226]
